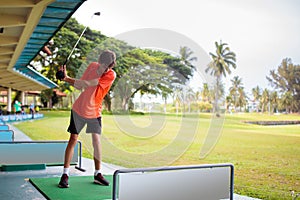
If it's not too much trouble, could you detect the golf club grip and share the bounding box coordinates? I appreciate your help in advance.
[63,58,68,66]
[55,59,68,80]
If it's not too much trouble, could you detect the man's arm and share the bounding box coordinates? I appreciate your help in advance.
[63,76,98,90]
[61,64,108,90]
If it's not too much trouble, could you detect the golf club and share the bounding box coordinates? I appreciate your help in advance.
[56,12,101,80]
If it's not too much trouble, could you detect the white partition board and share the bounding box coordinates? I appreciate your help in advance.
[114,165,233,200]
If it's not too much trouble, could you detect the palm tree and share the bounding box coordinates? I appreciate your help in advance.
[211,79,225,103]
[252,86,261,112]
[205,41,237,115]
[261,88,270,113]
[186,88,195,113]
[178,46,197,114]
[201,83,210,102]
[229,76,243,111]
[179,46,197,68]
[280,91,293,113]
[161,91,169,113]
[225,95,233,112]
[270,91,279,114]
[173,87,183,115]
[237,87,247,111]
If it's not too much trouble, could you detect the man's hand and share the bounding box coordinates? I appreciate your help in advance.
[56,65,67,81]
[61,65,67,80]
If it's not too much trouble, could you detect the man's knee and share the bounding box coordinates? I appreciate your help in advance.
[92,133,101,146]
[69,134,78,144]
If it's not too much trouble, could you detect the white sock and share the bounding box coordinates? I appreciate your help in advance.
[94,170,101,176]
[63,168,70,176]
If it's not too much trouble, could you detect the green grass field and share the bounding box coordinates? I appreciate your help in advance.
[14,111,300,199]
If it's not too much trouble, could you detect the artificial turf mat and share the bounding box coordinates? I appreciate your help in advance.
[29,175,113,200]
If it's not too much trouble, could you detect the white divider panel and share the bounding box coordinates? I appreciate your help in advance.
[114,164,233,200]
[0,141,78,165]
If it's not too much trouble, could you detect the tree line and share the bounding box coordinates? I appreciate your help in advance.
[198,56,299,114]
[195,43,299,114]
[227,58,300,113]
[33,18,299,114]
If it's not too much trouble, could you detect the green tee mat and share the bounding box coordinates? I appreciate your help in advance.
[29,175,113,200]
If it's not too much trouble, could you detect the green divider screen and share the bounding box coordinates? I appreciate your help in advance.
[2,164,46,171]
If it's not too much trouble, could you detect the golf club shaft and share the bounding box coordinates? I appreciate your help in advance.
[63,25,89,66]
[63,12,100,66]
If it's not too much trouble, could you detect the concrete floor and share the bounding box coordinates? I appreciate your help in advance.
[0,123,260,200]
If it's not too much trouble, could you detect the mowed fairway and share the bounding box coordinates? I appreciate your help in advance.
[14,111,300,199]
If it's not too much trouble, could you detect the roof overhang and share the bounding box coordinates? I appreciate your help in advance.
[0,0,86,91]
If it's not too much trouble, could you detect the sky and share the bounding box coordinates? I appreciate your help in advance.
[73,0,300,96]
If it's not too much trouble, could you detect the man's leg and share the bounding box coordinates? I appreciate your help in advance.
[92,133,109,186]
[58,133,78,188]
[92,133,101,171]
[64,133,79,168]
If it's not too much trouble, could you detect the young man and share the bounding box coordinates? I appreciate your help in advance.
[58,50,116,188]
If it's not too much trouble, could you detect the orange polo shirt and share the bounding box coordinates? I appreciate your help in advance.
[72,62,116,118]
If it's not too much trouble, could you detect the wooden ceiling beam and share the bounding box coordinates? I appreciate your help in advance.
[0,0,37,7]
[0,36,18,46]
[0,46,15,55]
[0,13,27,27]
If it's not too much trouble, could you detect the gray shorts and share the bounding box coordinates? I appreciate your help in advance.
[67,110,102,134]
